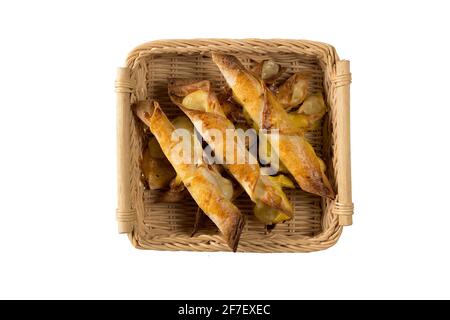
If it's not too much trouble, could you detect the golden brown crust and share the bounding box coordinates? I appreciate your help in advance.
[251,59,285,84]
[169,82,261,196]
[132,100,245,251]
[278,135,335,198]
[212,54,335,199]
[276,72,310,110]
[185,166,244,251]
[226,212,245,252]
[141,147,176,190]
[261,85,304,135]
[168,79,211,96]
[168,79,224,116]
[169,81,294,219]
[212,52,243,72]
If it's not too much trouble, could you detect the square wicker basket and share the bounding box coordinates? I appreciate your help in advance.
[115,39,353,252]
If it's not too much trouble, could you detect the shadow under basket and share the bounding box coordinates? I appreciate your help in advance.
[116,39,353,252]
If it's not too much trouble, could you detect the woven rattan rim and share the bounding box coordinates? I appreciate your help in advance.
[116,39,353,252]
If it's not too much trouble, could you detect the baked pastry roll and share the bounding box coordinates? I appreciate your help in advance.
[133,100,245,251]
[212,53,335,199]
[168,79,294,225]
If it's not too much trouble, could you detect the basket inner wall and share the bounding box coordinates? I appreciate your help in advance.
[135,52,331,240]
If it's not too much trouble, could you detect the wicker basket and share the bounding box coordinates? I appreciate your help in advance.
[115,39,353,252]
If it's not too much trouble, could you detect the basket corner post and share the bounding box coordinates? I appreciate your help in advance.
[115,67,136,234]
[332,59,354,226]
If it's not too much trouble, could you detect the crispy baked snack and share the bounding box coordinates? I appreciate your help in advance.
[295,93,328,129]
[251,59,284,84]
[281,92,328,130]
[276,72,310,110]
[212,53,335,199]
[168,79,294,225]
[141,136,176,189]
[133,100,245,251]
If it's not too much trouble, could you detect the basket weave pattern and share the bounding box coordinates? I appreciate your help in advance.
[115,39,353,252]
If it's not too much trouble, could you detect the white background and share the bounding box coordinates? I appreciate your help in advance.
[1,0,449,299]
